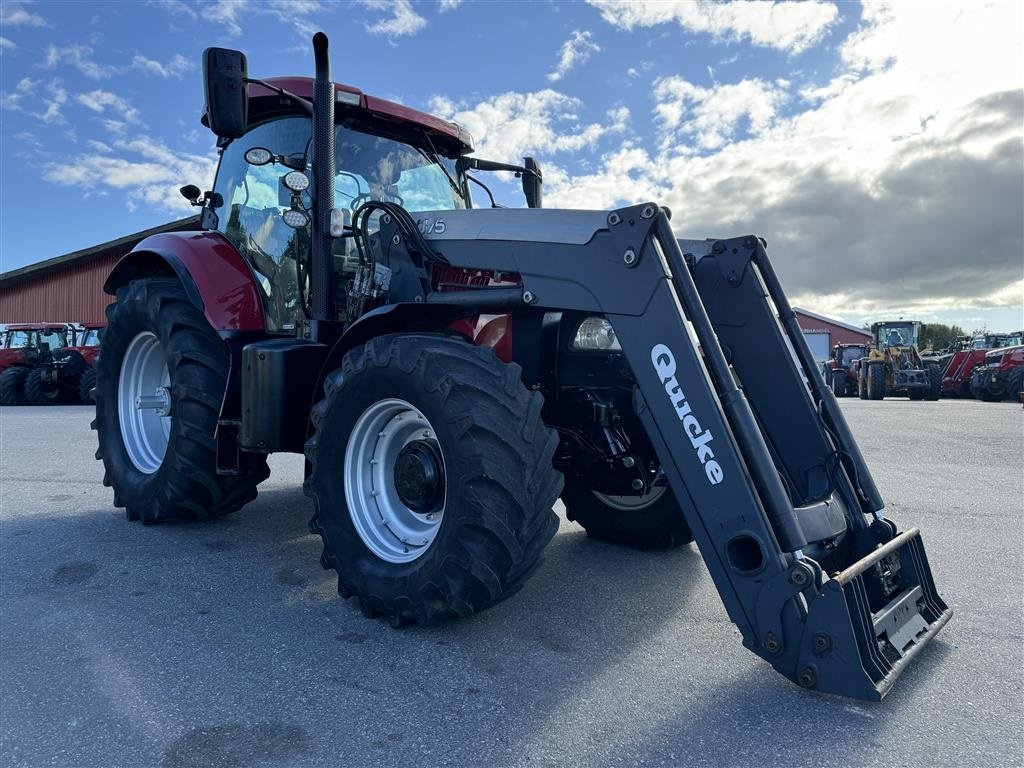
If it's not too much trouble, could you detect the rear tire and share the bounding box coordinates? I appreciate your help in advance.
[24,368,61,405]
[0,367,29,406]
[867,362,886,400]
[563,482,694,549]
[93,278,269,523]
[305,334,562,626]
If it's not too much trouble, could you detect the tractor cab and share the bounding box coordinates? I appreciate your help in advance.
[197,76,541,333]
[872,320,921,350]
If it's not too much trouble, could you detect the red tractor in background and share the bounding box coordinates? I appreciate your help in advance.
[969,343,1024,401]
[822,342,869,397]
[0,324,73,405]
[941,332,1022,397]
[0,323,103,405]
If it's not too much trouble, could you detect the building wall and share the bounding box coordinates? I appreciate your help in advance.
[795,311,872,348]
[0,254,118,325]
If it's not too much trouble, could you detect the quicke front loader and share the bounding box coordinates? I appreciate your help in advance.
[93,33,950,700]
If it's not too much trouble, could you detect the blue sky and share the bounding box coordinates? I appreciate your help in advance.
[1,0,1021,332]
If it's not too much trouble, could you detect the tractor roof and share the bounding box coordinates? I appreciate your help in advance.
[209,77,473,153]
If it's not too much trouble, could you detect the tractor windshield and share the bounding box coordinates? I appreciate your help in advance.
[78,329,101,346]
[875,323,918,349]
[840,347,862,365]
[7,330,31,348]
[213,116,467,330]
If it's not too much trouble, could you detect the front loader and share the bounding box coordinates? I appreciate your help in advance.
[93,33,950,700]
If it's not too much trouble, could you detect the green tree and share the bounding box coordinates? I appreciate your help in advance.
[920,323,966,351]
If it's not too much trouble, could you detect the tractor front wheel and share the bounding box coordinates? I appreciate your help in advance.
[0,367,29,406]
[867,362,886,400]
[24,368,62,405]
[304,334,562,626]
[78,367,97,404]
[93,278,269,523]
[831,371,847,398]
[924,364,941,401]
[563,482,693,549]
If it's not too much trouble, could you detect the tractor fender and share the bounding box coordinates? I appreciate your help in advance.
[312,302,477,404]
[104,231,265,331]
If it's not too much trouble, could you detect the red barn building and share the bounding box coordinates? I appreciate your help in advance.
[793,306,872,363]
[0,217,198,326]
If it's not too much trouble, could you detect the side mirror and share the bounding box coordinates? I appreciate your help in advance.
[522,156,542,209]
[203,47,248,139]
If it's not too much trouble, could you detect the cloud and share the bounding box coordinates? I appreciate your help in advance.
[0,36,16,51]
[76,89,142,124]
[535,1,1022,316]
[587,0,838,54]
[44,44,119,79]
[428,89,626,162]
[653,75,789,149]
[548,29,601,82]
[439,0,461,12]
[0,3,46,27]
[130,53,192,79]
[42,133,217,213]
[201,0,246,36]
[360,0,427,37]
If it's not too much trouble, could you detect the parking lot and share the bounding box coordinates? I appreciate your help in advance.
[1,399,1021,768]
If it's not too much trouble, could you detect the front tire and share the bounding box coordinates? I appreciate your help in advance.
[867,362,886,400]
[78,367,97,404]
[304,334,562,626]
[831,371,847,398]
[93,278,269,523]
[24,368,61,405]
[563,482,694,549]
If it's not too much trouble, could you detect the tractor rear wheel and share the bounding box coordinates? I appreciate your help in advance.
[867,362,886,400]
[858,372,868,399]
[93,278,269,523]
[305,334,562,626]
[831,371,847,398]
[78,367,97,404]
[1008,369,1024,402]
[563,482,693,549]
[0,367,29,406]
[24,368,62,405]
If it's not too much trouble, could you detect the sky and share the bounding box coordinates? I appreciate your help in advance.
[1,0,1021,332]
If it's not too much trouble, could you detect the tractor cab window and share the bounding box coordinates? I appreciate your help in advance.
[840,347,862,365]
[38,330,66,351]
[79,329,100,346]
[7,331,30,348]
[875,323,918,349]
[213,117,312,333]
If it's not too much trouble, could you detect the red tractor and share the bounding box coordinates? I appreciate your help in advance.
[941,332,1022,397]
[822,343,869,397]
[0,323,74,405]
[969,343,1024,401]
[89,34,950,699]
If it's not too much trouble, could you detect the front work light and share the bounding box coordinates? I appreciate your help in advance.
[282,208,309,228]
[572,317,621,351]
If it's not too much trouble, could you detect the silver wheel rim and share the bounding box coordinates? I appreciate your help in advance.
[118,331,171,474]
[593,484,667,511]
[344,398,446,564]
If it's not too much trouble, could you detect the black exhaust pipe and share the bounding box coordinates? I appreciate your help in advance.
[310,32,335,340]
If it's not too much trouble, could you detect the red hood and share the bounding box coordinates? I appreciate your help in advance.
[0,349,26,370]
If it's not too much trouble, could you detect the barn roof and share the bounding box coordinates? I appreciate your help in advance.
[793,306,871,337]
[0,216,200,289]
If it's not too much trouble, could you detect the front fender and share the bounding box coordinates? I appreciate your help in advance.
[104,231,265,332]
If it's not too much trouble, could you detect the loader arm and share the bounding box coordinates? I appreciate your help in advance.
[408,203,950,699]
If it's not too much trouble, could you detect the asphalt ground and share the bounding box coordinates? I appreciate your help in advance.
[1,399,1022,768]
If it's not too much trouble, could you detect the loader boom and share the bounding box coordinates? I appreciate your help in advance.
[407,203,950,699]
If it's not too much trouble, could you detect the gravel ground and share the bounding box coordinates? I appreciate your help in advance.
[1,399,1021,768]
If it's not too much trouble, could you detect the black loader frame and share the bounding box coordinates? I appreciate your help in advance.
[358,204,951,700]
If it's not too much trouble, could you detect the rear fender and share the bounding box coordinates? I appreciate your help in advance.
[104,231,265,332]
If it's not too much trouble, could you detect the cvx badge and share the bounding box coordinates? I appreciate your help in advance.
[416,217,446,235]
